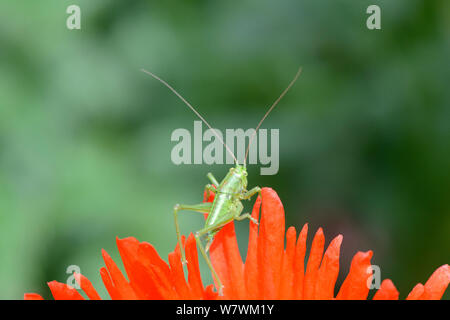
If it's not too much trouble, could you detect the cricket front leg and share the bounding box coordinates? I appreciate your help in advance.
[235,212,259,225]
[207,172,219,188]
[173,202,212,264]
[241,186,261,200]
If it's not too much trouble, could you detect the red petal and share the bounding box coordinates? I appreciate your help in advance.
[168,235,192,299]
[137,242,172,282]
[115,238,150,299]
[168,251,192,299]
[209,221,245,299]
[130,260,172,299]
[146,260,178,299]
[74,273,101,300]
[203,188,215,219]
[185,233,205,298]
[100,267,120,300]
[244,195,262,299]
[47,281,84,300]
[303,228,325,299]
[102,249,139,299]
[116,237,146,298]
[116,237,140,277]
[406,283,425,300]
[137,242,175,299]
[373,279,399,300]
[203,188,216,203]
[24,293,44,300]
[257,188,285,299]
[421,264,450,300]
[293,223,308,299]
[278,226,296,299]
[315,234,343,299]
[336,251,373,300]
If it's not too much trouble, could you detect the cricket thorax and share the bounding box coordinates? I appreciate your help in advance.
[220,165,248,193]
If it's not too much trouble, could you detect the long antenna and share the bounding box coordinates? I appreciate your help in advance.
[141,69,238,164]
[244,67,302,165]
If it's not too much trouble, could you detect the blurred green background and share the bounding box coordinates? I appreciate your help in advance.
[0,0,449,299]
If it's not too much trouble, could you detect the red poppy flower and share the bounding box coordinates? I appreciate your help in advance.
[24,188,449,300]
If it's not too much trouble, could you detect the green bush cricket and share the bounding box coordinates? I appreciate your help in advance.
[141,67,302,296]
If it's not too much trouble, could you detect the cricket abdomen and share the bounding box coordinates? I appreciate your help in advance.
[205,192,236,228]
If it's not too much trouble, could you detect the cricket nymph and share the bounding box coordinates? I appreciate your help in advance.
[142,67,302,296]
[204,165,259,250]
[173,164,261,296]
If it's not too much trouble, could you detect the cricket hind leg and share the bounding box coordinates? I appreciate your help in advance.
[204,232,216,252]
[194,220,235,296]
[173,202,212,264]
[194,232,224,296]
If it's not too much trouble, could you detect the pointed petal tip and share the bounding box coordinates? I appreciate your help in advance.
[373,279,399,300]
[406,283,425,300]
[47,280,85,300]
[381,278,395,288]
[116,236,138,243]
[101,248,109,258]
[358,250,373,260]
[299,223,308,233]
[421,263,450,300]
[438,264,450,275]
[333,234,343,246]
[380,278,397,293]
